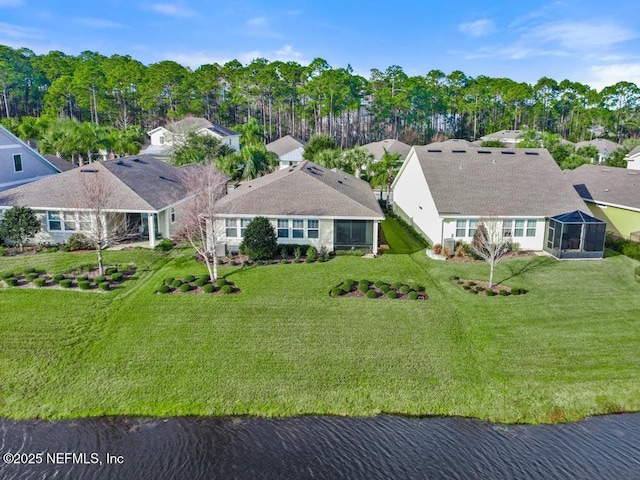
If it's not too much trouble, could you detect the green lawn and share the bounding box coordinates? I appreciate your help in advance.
[1,247,639,423]
[380,215,427,254]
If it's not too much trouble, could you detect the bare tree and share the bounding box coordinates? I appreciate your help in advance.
[174,162,227,281]
[470,218,513,288]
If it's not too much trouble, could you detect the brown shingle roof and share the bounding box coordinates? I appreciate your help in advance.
[564,164,640,211]
[213,160,384,218]
[409,146,588,216]
[266,135,305,157]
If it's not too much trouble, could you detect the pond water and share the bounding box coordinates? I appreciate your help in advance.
[1,414,639,479]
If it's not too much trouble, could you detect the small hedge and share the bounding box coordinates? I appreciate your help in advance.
[334,250,364,257]
[179,283,192,292]
[78,280,91,290]
[111,272,124,283]
[499,289,509,296]
[171,279,183,288]
[98,282,110,291]
[408,291,419,300]
[220,285,233,294]
[365,289,377,298]
[76,274,89,282]
[60,279,73,288]
[216,278,228,287]
[52,274,65,283]
[105,267,118,276]
[194,278,207,287]
[23,267,36,274]
[399,285,410,294]
[183,275,196,283]
[157,285,171,294]
[358,282,369,293]
[164,277,175,286]
[331,287,344,296]
[94,275,107,284]
[5,277,18,286]
[0,271,14,279]
[485,290,496,296]
[305,256,315,263]
[380,284,390,293]
[203,284,215,293]
[25,273,40,282]
[33,277,47,287]
[386,290,398,299]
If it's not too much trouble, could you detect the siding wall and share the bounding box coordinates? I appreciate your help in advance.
[586,202,640,238]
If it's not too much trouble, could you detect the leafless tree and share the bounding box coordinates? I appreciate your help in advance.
[174,162,228,281]
[470,218,513,288]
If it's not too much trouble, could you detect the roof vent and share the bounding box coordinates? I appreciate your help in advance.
[337,180,343,184]
[501,151,515,155]
[604,188,610,192]
[525,151,539,155]
[116,160,124,165]
[427,149,442,153]
[478,150,491,154]
[133,158,140,162]
[80,168,98,173]
[452,149,466,153]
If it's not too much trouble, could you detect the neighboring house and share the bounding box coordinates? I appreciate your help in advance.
[478,130,523,145]
[0,155,192,248]
[266,135,306,169]
[361,139,412,162]
[624,145,640,170]
[575,139,621,164]
[0,125,62,192]
[43,154,78,172]
[427,139,474,149]
[209,160,385,255]
[142,117,241,156]
[565,164,640,240]
[392,146,605,259]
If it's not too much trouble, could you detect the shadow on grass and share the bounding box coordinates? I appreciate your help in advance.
[497,256,556,284]
[604,248,622,258]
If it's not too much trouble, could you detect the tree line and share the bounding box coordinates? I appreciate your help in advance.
[2,44,640,147]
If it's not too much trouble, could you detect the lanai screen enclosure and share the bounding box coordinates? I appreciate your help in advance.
[544,210,606,259]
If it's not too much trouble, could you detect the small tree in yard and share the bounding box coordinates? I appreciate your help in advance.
[0,206,41,252]
[239,217,277,261]
[470,219,512,288]
[175,162,227,281]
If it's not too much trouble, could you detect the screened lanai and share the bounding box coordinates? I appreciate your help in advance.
[544,210,606,259]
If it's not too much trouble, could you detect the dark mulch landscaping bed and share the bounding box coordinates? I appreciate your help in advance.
[330,279,428,300]
[156,276,240,295]
[451,276,528,296]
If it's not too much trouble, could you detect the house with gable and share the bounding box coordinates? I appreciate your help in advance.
[624,145,640,170]
[0,125,62,192]
[392,145,606,259]
[209,160,384,255]
[361,139,412,163]
[0,155,194,248]
[575,138,621,164]
[266,135,306,169]
[142,117,241,156]
[478,130,523,145]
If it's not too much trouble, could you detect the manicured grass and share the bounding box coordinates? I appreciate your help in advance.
[1,248,639,423]
[380,216,427,254]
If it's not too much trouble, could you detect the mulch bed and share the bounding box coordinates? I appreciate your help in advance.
[0,265,136,292]
[331,280,429,300]
[452,277,528,296]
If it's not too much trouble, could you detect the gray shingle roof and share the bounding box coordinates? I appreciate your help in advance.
[44,154,77,172]
[564,164,640,211]
[479,130,523,142]
[0,155,190,212]
[361,139,412,162]
[409,146,588,216]
[266,135,306,157]
[575,138,621,155]
[624,145,640,159]
[213,160,384,218]
[167,117,239,137]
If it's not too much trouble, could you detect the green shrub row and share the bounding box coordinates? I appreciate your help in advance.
[332,279,425,300]
[606,235,640,261]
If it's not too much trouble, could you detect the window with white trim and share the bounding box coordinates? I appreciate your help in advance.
[502,219,513,237]
[79,213,92,231]
[514,219,525,237]
[47,211,62,231]
[13,154,23,172]
[225,218,238,237]
[277,219,289,238]
[468,219,478,237]
[307,220,319,238]
[526,219,537,237]
[170,207,176,224]
[455,219,466,237]
[292,219,304,238]
[276,219,320,239]
[240,218,251,237]
[63,212,76,231]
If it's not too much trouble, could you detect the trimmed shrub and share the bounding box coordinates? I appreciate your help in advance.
[23,267,36,274]
[164,277,175,286]
[0,271,14,279]
[59,279,73,288]
[171,279,183,288]
[203,284,215,293]
[391,281,403,290]
[334,249,364,257]
[306,246,317,260]
[5,277,18,286]
[323,254,331,262]
[78,280,91,290]
[220,284,233,294]
[63,233,90,252]
[463,285,471,290]
[399,285,410,294]
[278,244,311,257]
[468,281,476,287]
[183,275,196,283]
[157,285,171,294]
[98,282,110,291]
[374,280,386,288]
[380,284,390,293]
[451,276,460,281]
[470,289,478,294]
[408,291,419,300]
[280,259,288,265]
[386,290,398,299]
[331,287,344,296]
[240,217,278,261]
[304,256,315,263]
[76,274,89,282]
[358,282,369,293]
[52,274,65,283]
[359,279,372,286]
[365,289,378,298]
[179,283,192,292]
[457,280,464,284]
[33,277,47,287]
[316,256,325,263]
[293,258,301,264]
[475,285,485,292]
[342,280,355,292]
[194,278,207,287]
[25,272,40,282]
[485,290,496,296]
[414,285,425,292]
[94,275,107,284]
[216,278,228,287]
[229,260,238,266]
[105,267,118,276]
[200,274,210,282]
[111,272,124,283]
[154,238,174,251]
[499,289,509,296]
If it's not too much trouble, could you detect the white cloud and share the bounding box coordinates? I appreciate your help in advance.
[0,21,41,40]
[527,21,637,51]
[587,63,640,91]
[148,3,195,18]
[74,17,126,29]
[459,19,495,37]
[274,45,303,60]
[0,0,24,6]
[246,16,266,27]
[166,45,307,69]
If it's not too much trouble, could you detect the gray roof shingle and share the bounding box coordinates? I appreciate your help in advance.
[410,146,588,217]
[266,135,305,157]
[575,138,621,155]
[213,160,384,218]
[564,164,640,210]
[361,139,412,162]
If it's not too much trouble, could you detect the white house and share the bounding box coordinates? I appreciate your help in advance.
[575,138,621,164]
[624,145,640,170]
[0,125,62,192]
[142,117,240,156]
[266,135,306,169]
[478,130,523,145]
[392,145,604,258]
[209,160,384,255]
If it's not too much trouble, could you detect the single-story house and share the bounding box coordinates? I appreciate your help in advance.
[478,130,523,145]
[427,139,474,148]
[392,146,605,259]
[624,145,640,171]
[142,117,240,156]
[0,155,193,248]
[360,139,412,163]
[575,139,621,164]
[0,125,62,192]
[209,160,385,255]
[565,164,640,240]
[266,135,306,169]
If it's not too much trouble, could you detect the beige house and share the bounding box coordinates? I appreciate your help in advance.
[266,135,306,170]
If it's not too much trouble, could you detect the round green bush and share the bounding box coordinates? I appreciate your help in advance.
[220,284,233,294]
[365,289,378,298]
[451,275,460,280]
[52,274,65,283]
[183,275,196,283]
[239,217,278,261]
[23,267,36,274]
[111,272,124,283]
[414,285,425,292]
[33,277,47,287]
[179,283,192,292]
[94,275,107,284]
[485,290,496,296]
[511,288,520,295]
[98,281,110,291]
[316,256,325,263]
[171,279,183,288]
[157,285,171,294]
[374,280,386,288]
[359,279,371,286]
[0,271,14,279]
[499,289,509,296]
[293,258,301,264]
[471,289,479,294]
[408,291,419,300]
[386,290,398,299]
[468,281,477,287]
[194,278,207,287]
[476,285,485,292]
[380,284,390,293]
[76,274,89,282]
[216,278,228,287]
[305,256,315,263]
[78,280,91,290]
[6,277,19,286]
[280,259,288,265]
[398,285,410,294]
[203,284,215,293]
[331,287,344,296]
[199,274,210,282]
[358,282,369,293]
[105,267,118,276]
[59,279,73,288]
[25,272,40,282]
[391,281,403,290]
[463,285,471,290]
[342,280,355,291]
[164,277,175,286]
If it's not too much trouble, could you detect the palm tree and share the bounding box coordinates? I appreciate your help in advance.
[342,147,373,178]
[312,148,342,169]
[370,149,401,208]
[237,144,278,180]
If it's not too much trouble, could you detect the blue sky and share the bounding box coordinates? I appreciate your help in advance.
[2,0,640,90]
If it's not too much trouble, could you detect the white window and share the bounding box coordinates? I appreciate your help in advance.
[79,213,92,231]
[13,154,23,172]
[307,220,319,239]
[240,218,251,237]
[225,218,238,237]
[277,219,289,238]
[63,212,76,231]
[292,219,304,238]
[47,211,62,231]
[170,207,176,224]
[526,219,537,237]
[502,220,513,237]
[514,219,525,237]
[159,136,165,145]
[468,219,478,237]
[456,219,466,237]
